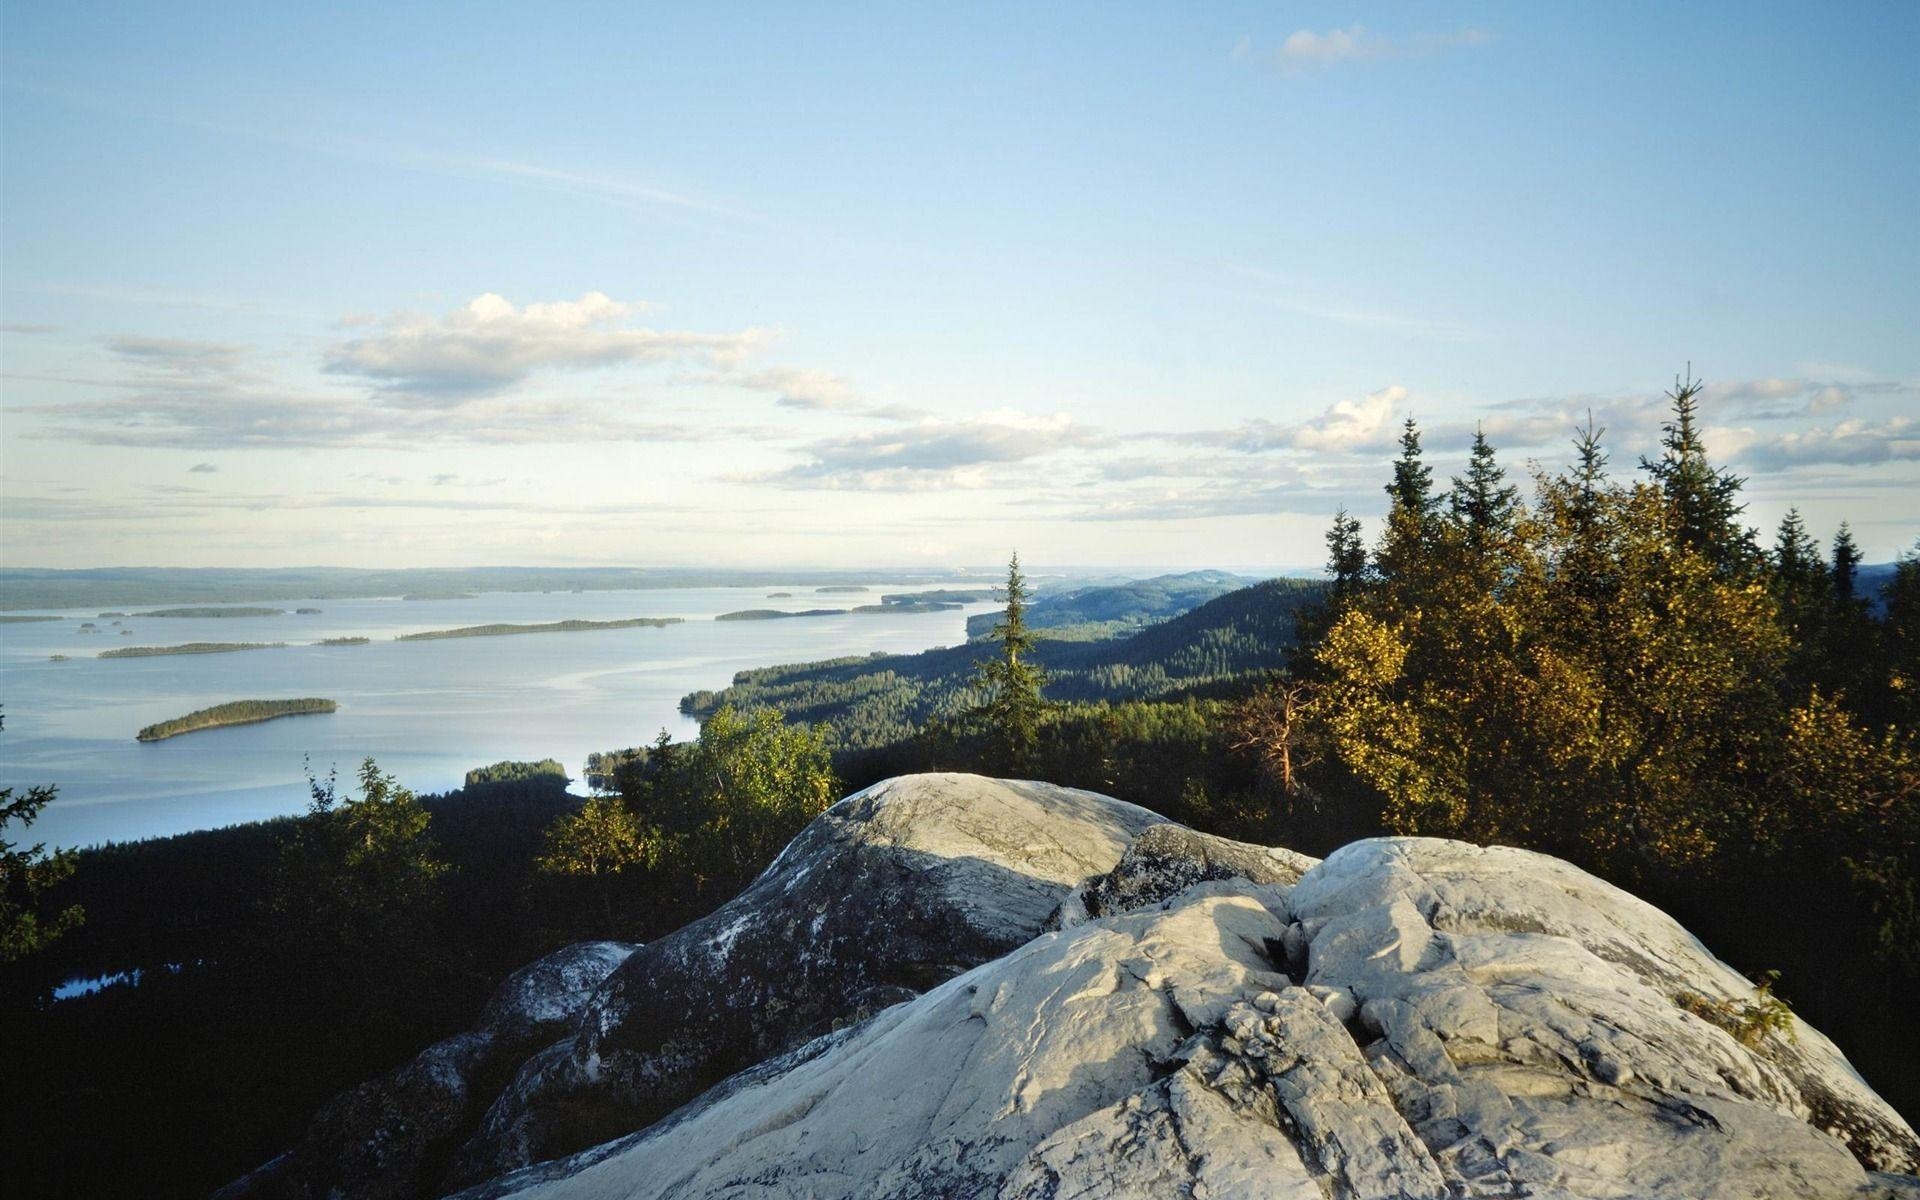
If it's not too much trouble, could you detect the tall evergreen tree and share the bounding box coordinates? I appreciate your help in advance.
[1833,523,1863,601]
[1641,372,1758,575]
[1386,417,1438,522]
[976,551,1047,770]
[1325,506,1367,591]
[1375,418,1440,598]
[1448,425,1521,555]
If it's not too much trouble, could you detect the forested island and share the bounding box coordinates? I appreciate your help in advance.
[814,585,870,593]
[715,609,847,621]
[464,759,569,787]
[396,617,682,641]
[0,614,60,623]
[99,642,285,659]
[134,607,283,618]
[316,636,370,646]
[852,600,960,614]
[136,699,337,742]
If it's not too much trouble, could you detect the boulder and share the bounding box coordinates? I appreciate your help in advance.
[216,941,636,1200]
[1058,821,1318,926]
[442,774,1164,1187]
[452,834,1918,1200]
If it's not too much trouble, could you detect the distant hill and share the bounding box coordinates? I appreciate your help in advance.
[682,578,1324,751]
[963,569,1262,640]
[0,567,971,611]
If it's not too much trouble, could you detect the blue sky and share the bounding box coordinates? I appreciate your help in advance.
[2,2,1916,570]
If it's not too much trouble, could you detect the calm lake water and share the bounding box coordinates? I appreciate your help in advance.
[0,584,997,848]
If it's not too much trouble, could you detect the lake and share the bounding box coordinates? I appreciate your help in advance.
[0,584,997,848]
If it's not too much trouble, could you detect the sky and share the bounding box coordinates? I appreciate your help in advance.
[2,2,1916,571]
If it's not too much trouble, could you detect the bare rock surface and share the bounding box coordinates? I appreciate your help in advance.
[1059,821,1318,927]
[442,773,1165,1187]
[453,827,1918,1200]
[222,775,1918,1200]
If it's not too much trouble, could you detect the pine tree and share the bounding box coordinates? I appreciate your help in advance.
[976,551,1047,771]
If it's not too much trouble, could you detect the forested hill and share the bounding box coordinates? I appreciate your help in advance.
[681,578,1324,751]
[962,569,1256,639]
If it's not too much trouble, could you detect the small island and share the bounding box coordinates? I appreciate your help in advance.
[317,636,370,646]
[295,607,323,614]
[716,608,847,621]
[0,614,61,623]
[464,759,569,788]
[135,606,285,618]
[402,591,477,601]
[814,585,871,594]
[100,642,285,659]
[765,592,794,598]
[879,589,997,605]
[48,654,70,662]
[853,600,962,614]
[137,698,337,742]
[396,617,682,641]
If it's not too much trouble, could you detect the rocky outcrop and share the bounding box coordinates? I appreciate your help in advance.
[443,774,1165,1187]
[1058,821,1318,926]
[224,775,1919,1200]
[454,832,1917,1200]
[216,941,637,1200]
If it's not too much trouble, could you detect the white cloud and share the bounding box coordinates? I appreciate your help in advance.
[1238,25,1491,74]
[727,367,864,411]
[759,410,1105,491]
[1715,417,1920,471]
[324,291,775,397]
[1175,385,1406,455]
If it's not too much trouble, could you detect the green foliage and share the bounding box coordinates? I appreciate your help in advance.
[2,782,83,965]
[466,758,570,788]
[1639,372,1760,577]
[271,759,448,967]
[1677,971,1797,1048]
[136,698,336,742]
[538,795,651,923]
[618,706,838,893]
[975,552,1048,770]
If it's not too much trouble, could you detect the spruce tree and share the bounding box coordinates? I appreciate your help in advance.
[1375,418,1439,598]
[1833,523,1862,601]
[976,551,1047,771]
[1449,424,1520,555]
[1325,507,1367,592]
[1641,372,1758,575]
